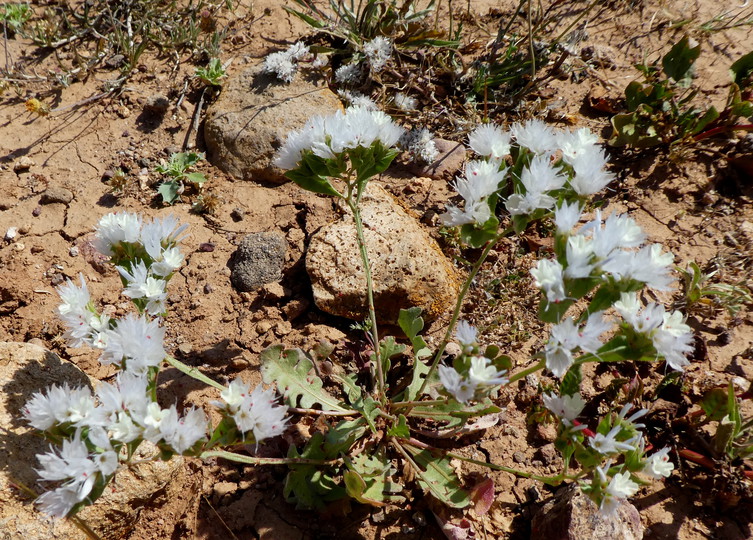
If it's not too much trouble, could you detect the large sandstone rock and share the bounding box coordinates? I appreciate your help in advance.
[306,184,459,324]
[0,342,187,539]
[530,484,644,540]
[204,65,343,183]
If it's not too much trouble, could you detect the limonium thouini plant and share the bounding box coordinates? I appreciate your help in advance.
[24,213,289,519]
[269,108,690,515]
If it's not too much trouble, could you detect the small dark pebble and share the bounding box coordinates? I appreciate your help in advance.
[122,130,130,137]
[230,207,245,222]
[198,242,215,252]
[138,158,151,168]
[164,145,180,156]
[101,170,115,181]
[204,283,214,294]
[513,451,526,463]
[50,274,65,286]
[32,206,42,217]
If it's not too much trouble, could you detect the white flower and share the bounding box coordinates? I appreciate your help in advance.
[505,191,556,216]
[151,246,184,277]
[35,431,99,515]
[312,54,328,68]
[602,244,674,291]
[642,447,674,479]
[467,356,508,387]
[564,235,594,279]
[108,411,142,443]
[511,119,558,155]
[216,378,248,412]
[568,146,614,195]
[558,127,599,163]
[94,212,142,256]
[438,365,477,403]
[521,154,568,193]
[600,471,640,516]
[274,107,403,171]
[157,406,207,454]
[393,92,417,111]
[100,313,166,375]
[455,320,477,352]
[87,426,119,476]
[589,426,638,454]
[117,261,168,315]
[263,42,310,82]
[588,211,645,259]
[55,274,110,349]
[440,160,506,226]
[542,392,586,423]
[399,128,439,163]
[23,383,96,430]
[140,215,188,256]
[95,371,150,427]
[231,385,289,443]
[363,36,392,71]
[554,201,582,234]
[36,485,83,518]
[468,124,512,162]
[545,313,611,377]
[531,258,566,303]
[335,62,361,84]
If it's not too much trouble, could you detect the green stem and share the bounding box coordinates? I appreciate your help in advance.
[445,451,565,486]
[391,399,449,410]
[413,236,501,400]
[165,355,225,391]
[346,197,385,403]
[200,450,342,466]
[507,358,546,385]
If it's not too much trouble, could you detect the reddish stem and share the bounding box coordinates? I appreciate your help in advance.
[694,124,753,142]
[678,448,716,469]
[572,419,596,438]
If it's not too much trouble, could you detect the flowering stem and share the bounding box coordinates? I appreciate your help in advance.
[289,406,359,416]
[444,451,565,486]
[201,450,343,466]
[413,236,502,400]
[507,358,547,385]
[164,355,225,391]
[346,196,386,404]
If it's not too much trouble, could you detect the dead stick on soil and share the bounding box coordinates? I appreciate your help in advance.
[183,86,207,151]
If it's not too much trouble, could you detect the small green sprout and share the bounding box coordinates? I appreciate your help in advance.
[678,261,752,317]
[0,3,32,36]
[155,151,207,205]
[195,58,226,86]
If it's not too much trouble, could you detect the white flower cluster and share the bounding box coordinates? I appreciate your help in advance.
[615,292,694,371]
[399,127,439,164]
[263,41,310,83]
[335,62,361,84]
[24,372,208,516]
[440,160,506,226]
[441,120,614,227]
[337,89,379,110]
[363,36,392,72]
[529,204,692,376]
[438,321,508,403]
[96,212,186,316]
[393,92,417,111]
[544,394,675,516]
[274,105,404,170]
[213,378,289,443]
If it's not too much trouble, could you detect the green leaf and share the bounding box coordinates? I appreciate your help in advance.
[662,36,700,86]
[609,112,662,148]
[324,418,366,455]
[538,297,575,324]
[260,345,349,412]
[701,388,730,421]
[460,215,499,248]
[185,172,207,185]
[730,51,753,85]
[405,446,471,508]
[690,106,719,135]
[404,359,431,402]
[409,399,501,429]
[282,6,326,28]
[285,167,342,197]
[377,336,406,375]
[158,181,181,204]
[387,414,410,439]
[284,434,346,509]
[559,364,582,396]
[344,453,405,506]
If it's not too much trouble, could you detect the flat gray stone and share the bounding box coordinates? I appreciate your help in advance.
[204,65,342,183]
